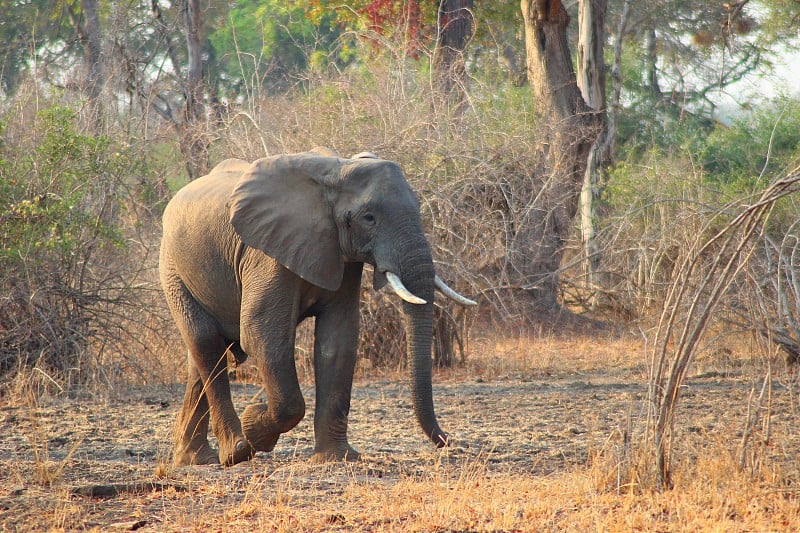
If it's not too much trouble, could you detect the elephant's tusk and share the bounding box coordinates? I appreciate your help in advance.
[386,272,427,305]
[434,275,478,306]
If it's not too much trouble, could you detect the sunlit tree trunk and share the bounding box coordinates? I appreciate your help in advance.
[576,0,607,297]
[516,0,602,309]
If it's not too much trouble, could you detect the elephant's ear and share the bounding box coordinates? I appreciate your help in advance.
[228,153,344,291]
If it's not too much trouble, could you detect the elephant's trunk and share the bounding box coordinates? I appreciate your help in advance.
[396,242,448,447]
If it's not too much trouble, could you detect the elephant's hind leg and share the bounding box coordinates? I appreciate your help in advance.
[174,358,219,466]
[162,262,253,466]
[185,333,254,466]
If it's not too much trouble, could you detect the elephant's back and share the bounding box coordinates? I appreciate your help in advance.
[165,161,247,218]
[161,164,248,325]
[162,159,255,242]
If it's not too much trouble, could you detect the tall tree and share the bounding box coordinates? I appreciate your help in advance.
[433,0,474,102]
[68,0,105,128]
[610,0,767,154]
[179,0,209,180]
[121,0,213,180]
[515,0,602,308]
[576,0,609,294]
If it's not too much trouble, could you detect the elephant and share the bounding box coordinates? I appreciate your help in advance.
[159,148,476,466]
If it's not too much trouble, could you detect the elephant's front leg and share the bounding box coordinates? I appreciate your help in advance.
[309,267,362,463]
[309,313,360,462]
[240,318,307,454]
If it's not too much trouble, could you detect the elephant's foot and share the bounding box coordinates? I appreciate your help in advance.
[173,440,220,466]
[309,444,361,464]
[241,403,280,452]
[219,437,255,466]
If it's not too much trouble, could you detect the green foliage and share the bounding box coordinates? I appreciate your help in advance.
[613,42,716,160]
[701,98,800,185]
[0,105,147,384]
[307,0,437,51]
[208,0,349,91]
[1,107,124,262]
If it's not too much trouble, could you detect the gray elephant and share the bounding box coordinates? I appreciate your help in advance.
[159,148,476,466]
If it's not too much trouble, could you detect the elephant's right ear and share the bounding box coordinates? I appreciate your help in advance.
[228,153,344,291]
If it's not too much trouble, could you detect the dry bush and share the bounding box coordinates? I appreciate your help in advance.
[565,156,716,320]
[0,93,177,397]
[567,145,800,489]
[732,212,800,365]
[643,168,800,488]
[212,52,575,364]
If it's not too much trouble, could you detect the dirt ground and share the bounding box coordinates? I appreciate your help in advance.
[2,340,800,532]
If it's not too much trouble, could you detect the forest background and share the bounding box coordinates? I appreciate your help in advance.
[2,0,800,523]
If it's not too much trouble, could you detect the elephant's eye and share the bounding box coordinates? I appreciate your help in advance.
[362,213,376,225]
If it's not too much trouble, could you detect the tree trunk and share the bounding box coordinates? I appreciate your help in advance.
[81,0,104,128]
[180,0,209,180]
[64,0,104,130]
[576,0,608,296]
[517,0,602,309]
[433,0,474,104]
[645,26,660,98]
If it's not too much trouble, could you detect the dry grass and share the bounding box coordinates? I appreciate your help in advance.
[2,329,799,532]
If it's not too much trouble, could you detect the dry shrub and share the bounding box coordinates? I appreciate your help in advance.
[358,291,406,368]
[571,155,788,323]
[212,52,572,364]
[356,290,469,369]
[732,212,800,365]
[0,94,176,396]
[643,168,800,488]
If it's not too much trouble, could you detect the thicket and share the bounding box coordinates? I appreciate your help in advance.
[0,98,175,394]
[1,46,799,394]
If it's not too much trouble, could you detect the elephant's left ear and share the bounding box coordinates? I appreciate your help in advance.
[228,153,344,291]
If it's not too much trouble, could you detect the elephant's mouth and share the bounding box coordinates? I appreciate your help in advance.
[376,268,477,307]
[372,268,389,291]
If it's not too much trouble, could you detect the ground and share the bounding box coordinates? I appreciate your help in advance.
[2,334,800,531]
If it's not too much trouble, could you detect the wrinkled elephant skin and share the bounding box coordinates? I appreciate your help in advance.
[159,150,465,466]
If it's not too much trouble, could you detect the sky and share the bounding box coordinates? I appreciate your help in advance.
[712,45,800,123]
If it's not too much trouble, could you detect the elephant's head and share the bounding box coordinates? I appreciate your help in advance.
[227,150,474,447]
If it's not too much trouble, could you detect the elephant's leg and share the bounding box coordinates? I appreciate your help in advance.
[162,266,253,466]
[187,333,254,466]
[310,266,362,463]
[173,357,219,466]
[240,324,306,453]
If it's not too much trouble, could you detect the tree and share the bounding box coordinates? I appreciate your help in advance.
[209,0,347,94]
[516,0,602,308]
[111,0,215,180]
[433,0,474,102]
[0,0,74,94]
[179,0,209,180]
[80,0,104,108]
[609,0,772,156]
[576,0,608,294]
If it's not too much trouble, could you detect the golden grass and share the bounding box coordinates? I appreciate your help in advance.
[139,445,797,532]
[4,330,799,532]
